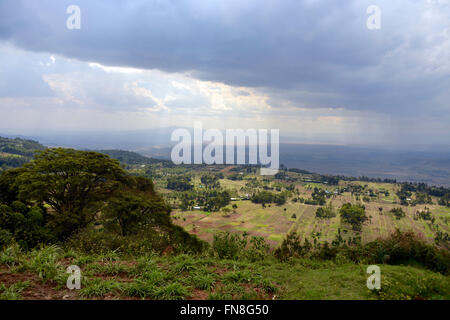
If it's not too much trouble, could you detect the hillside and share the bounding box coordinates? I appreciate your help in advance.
[96,149,170,166]
[0,144,449,300]
[0,136,168,171]
[0,137,45,171]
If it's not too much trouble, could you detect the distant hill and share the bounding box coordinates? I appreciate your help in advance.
[0,137,168,171]
[0,136,46,171]
[96,149,169,166]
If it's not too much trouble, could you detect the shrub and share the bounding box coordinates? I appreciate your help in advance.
[0,229,13,249]
[274,232,312,261]
[212,232,247,259]
[361,230,450,275]
[246,236,270,262]
[170,225,208,254]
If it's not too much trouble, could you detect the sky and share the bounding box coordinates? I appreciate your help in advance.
[0,0,449,147]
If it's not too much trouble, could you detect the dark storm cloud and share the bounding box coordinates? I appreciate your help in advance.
[0,0,449,115]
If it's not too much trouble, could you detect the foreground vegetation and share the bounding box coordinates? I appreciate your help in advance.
[1,232,449,300]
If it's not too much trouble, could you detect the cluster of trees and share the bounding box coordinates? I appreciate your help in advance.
[397,182,450,207]
[315,202,336,219]
[413,192,433,205]
[304,187,327,205]
[0,148,204,253]
[439,193,450,207]
[399,182,449,198]
[339,203,367,231]
[200,174,220,189]
[396,184,413,206]
[167,176,193,191]
[177,189,231,212]
[414,207,433,221]
[251,190,287,206]
[390,207,406,220]
[199,190,231,211]
[274,229,449,275]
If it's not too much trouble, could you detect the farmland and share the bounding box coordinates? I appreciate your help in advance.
[149,165,450,248]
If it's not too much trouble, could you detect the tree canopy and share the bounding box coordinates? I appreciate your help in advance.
[15,148,128,238]
[339,203,367,231]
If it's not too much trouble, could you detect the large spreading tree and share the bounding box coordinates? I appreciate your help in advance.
[15,148,128,238]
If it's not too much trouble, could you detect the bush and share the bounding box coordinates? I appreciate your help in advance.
[246,236,270,262]
[212,232,247,259]
[169,225,208,254]
[361,230,450,275]
[274,232,312,261]
[274,230,450,275]
[0,229,13,249]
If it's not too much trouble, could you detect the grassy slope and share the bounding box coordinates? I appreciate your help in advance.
[1,245,448,300]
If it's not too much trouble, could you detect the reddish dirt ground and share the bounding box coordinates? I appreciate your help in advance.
[0,269,76,300]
